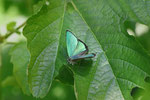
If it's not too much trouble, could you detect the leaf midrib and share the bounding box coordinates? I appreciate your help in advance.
[54,0,67,72]
[71,1,125,99]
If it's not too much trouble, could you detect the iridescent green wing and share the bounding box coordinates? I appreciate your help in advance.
[66,30,87,57]
[72,39,88,56]
[66,30,96,61]
[66,30,78,57]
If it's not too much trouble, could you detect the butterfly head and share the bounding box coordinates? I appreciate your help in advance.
[67,58,75,65]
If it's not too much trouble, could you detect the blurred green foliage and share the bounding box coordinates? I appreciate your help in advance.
[1,44,14,81]
[7,22,16,32]
[2,0,42,15]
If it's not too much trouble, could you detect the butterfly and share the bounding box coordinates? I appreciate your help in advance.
[66,30,96,64]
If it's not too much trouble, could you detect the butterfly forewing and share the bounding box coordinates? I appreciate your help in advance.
[66,30,78,57]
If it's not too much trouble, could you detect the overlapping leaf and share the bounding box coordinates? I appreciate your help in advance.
[23,0,66,98]
[23,0,150,99]
[10,42,30,95]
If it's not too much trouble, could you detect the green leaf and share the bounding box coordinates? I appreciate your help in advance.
[131,82,150,100]
[10,41,30,95]
[23,0,150,99]
[124,21,136,33]
[137,31,150,53]
[7,22,16,32]
[1,44,14,81]
[1,76,17,87]
[44,80,76,100]
[23,0,66,98]
[33,0,45,14]
[71,0,150,100]
[0,44,14,100]
[55,65,74,85]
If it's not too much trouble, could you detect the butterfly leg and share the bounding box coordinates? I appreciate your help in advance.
[67,58,76,65]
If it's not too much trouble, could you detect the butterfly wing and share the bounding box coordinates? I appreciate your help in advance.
[71,53,96,61]
[66,30,95,62]
[66,30,78,57]
[66,30,88,57]
[72,39,88,56]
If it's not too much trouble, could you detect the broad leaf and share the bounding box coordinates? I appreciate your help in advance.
[23,0,66,98]
[10,41,30,95]
[72,0,150,100]
[23,0,150,99]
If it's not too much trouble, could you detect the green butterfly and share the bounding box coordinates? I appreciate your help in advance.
[66,30,96,64]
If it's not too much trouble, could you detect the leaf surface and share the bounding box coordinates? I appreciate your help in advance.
[23,0,150,99]
[10,42,30,95]
[23,0,66,98]
[72,0,150,100]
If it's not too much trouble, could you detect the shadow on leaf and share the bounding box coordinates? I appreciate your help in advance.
[72,59,93,76]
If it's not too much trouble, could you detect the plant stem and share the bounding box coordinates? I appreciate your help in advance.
[4,21,26,39]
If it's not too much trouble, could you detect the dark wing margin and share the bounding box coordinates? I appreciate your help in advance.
[70,53,96,61]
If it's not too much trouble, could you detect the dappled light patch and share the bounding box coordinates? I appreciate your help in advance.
[46,1,50,6]
[135,23,149,36]
[127,29,135,36]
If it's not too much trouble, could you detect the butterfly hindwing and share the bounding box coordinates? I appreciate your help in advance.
[71,53,96,61]
[72,39,88,56]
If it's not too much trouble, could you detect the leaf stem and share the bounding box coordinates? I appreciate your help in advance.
[4,21,26,39]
